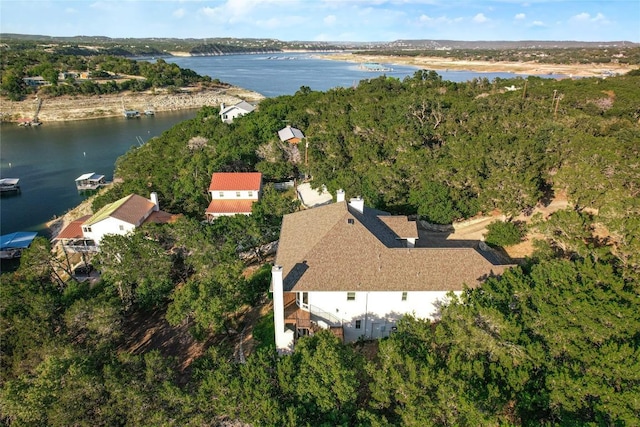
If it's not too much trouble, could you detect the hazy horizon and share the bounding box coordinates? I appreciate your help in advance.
[1,0,638,43]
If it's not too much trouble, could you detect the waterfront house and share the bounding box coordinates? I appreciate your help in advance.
[56,192,177,252]
[205,172,262,221]
[271,190,514,353]
[219,101,256,123]
[278,125,305,144]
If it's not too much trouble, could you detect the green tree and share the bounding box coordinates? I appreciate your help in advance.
[95,232,174,310]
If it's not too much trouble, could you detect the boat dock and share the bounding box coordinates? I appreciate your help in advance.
[0,231,38,259]
[0,178,21,193]
[75,173,107,191]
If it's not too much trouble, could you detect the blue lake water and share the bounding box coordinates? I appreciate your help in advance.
[166,52,545,96]
[0,52,554,237]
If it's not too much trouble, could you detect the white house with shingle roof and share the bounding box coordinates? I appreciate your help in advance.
[56,193,179,252]
[271,191,514,353]
[277,125,305,144]
[219,101,256,123]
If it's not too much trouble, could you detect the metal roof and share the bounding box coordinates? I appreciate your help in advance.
[0,231,38,250]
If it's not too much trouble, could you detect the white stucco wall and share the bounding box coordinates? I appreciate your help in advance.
[305,290,456,342]
[220,107,249,123]
[210,189,260,200]
[83,217,136,244]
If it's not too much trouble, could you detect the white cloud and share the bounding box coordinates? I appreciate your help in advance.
[515,13,525,20]
[531,20,545,27]
[419,14,452,24]
[570,12,610,25]
[173,8,186,18]
[65,7,78,14]
[472,13,489,23]
[324,14,337,25]
[572,12,591,22]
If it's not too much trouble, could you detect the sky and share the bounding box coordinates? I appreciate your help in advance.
[1,0,639,43]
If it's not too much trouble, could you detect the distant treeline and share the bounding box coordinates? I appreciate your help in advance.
[0,50,220,100]
[358,46,640,65]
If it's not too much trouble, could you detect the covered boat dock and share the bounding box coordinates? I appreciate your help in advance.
[0,231,38,259]
[75,173,107,191]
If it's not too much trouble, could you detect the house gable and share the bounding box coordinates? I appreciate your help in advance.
[272,194,515,352]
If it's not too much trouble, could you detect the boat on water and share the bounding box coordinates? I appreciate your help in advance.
[0,231,38,259]
[0,178,21,193]
[75,173,107,191]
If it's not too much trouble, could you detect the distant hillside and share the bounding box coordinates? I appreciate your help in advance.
[2,33,638,55]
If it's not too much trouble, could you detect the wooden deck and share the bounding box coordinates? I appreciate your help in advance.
[284,297,311,329]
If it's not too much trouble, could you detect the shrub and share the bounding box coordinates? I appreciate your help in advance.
[484,220,525,247]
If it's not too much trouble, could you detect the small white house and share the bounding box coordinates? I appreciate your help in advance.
[205,172,262,221]
[219,101,256,123]
[81,193,160,244]
[56,193,176,252]
[277,125,305,144]
[271,191,514,353]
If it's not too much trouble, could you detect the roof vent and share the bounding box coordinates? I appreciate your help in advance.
[347,218,354,224]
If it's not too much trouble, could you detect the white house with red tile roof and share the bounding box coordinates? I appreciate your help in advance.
[271,191,514,353]
[55,193,178,252]
[205,172,262,221]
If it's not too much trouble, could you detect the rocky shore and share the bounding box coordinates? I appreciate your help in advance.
[321,53,637,78]
[1,86,265,123]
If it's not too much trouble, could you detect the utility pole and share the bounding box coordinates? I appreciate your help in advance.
[522,80,528,100]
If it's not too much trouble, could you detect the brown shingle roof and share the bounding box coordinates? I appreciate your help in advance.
[377,216,418,239]
[84,194,155,227]
[208,172,262,191]
[275,201,513,292]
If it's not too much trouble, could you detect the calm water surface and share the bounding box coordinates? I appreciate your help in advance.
[1,52,556,237]
[0,110,196,236]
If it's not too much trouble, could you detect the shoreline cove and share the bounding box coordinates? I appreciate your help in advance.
[319,52,636,78]
[3,53,636,124]
[0,86,265,124]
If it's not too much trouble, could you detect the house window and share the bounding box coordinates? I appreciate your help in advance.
[83,226,91,233]
[402,291,408,301]
[347,292,356,301]
[219,192,224,197]
[119,225,124,231]
[236,191,241,197]
[248,191,253,197]
[355,319,362,329]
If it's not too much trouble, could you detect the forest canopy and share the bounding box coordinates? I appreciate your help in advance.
[2,69,639,426]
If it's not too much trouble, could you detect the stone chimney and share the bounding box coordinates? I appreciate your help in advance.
[336,189,345,203]
[150,192,159,211]
[220,102,225,111]
[349,196,364,214]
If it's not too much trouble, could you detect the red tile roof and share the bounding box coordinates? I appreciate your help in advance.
[55,215,92,240]
[209,172,262,191]
[206,199,256,215]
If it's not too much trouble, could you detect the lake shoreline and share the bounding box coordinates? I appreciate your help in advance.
[319,52,637,78]
[0,86,265,123]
